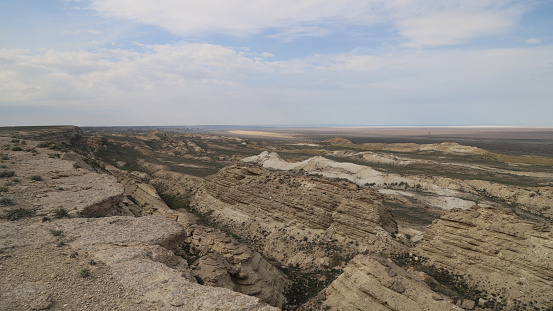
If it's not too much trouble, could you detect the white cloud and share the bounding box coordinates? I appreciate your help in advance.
[89,0,526,45]
[526,38,541,44]
[90,0,373,37]
[0,44,268,107]
[1,43,552,125]
[399,11,514,46]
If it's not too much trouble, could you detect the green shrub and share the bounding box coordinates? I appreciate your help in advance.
[1,208,35,220]
[0,197,15,206]
[12,178,20,183]
[11,139,20,144]
[37,142,54,148]
[50,229,64,237]
[54,208,69,219]
[37,141,67,151]
[0,186,8,192]
[390,253,483,301]
[79,268,91,278]
[0,171,15,178]
[11,146,23,151]
[30,175,43,181]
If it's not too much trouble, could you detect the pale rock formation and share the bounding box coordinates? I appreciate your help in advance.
[185,225,289,308]
[324,138,488,155]
[0,216,277,310]
[105,164,170,216]
[416,207,553,309]
[326,150,418,166]
[102,165,288,307]
[193,163,404,270]
[244,152,553,217]
[61,216,277,310]
[319,254,462,311]
[1,137,129,217]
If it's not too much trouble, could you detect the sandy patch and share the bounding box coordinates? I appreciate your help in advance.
[228,131,301,139]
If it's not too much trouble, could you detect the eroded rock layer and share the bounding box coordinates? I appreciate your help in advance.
[195,164,403,269]
[94,166,289,307]
[184,225,288,308]
[0,136,129,218]
[319,254,462,311]
[244,151,553,217]
[416,207,553,309]
[0,216,278,311]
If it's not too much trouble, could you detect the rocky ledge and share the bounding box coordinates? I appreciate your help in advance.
[193,164,403,270]
[416,207,553,309]
[318,254,462,311]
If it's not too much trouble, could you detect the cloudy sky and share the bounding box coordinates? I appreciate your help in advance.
[1,0,552,126]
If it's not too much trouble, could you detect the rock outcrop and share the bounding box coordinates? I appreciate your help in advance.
[105,164,171,216]
[318,254,462,311]
[3,125,84,145]
[84,164,289,307]
[194,163,403,269]
[0,136,130,218]
[0,135,279,310]
[0,216,278,310]
[244,152,553,218]
[324,138,489,155]
[416,207,553,309]
[184,225,289,308]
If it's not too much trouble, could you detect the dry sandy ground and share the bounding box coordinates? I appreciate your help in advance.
[227,130,303,140]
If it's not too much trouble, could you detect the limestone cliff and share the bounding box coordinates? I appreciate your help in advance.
[0,216,278,310]
[244,151,553,218]
[193,164,403,270]
[0,135,280,310]
[101,164,288,307]
[318,254,462,311]
[416,207,553,309]
[183,225,289,308]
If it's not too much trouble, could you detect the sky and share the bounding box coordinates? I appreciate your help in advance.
[0,0,552,126]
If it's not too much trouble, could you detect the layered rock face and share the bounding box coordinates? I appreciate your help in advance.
[194,164,403,269]
[100,166,289,307]
[244,151,553,218]
[416,207,553,309]
[59,216,277,310]
[105,164,170,216]
[324,138,489,155]
[184,225,289,308]
[0,216,277,311]
[0,135,280,310]
[319,254,462,311]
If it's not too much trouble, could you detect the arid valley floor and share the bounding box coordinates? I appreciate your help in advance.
[1,125,552,310]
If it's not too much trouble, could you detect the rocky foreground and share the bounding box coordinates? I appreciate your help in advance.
[1,127,553,310]
[0,135,279,310]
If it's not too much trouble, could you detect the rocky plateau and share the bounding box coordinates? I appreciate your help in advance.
[1,126,552,311]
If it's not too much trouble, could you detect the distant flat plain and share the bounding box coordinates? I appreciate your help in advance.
[206,127,553,158]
